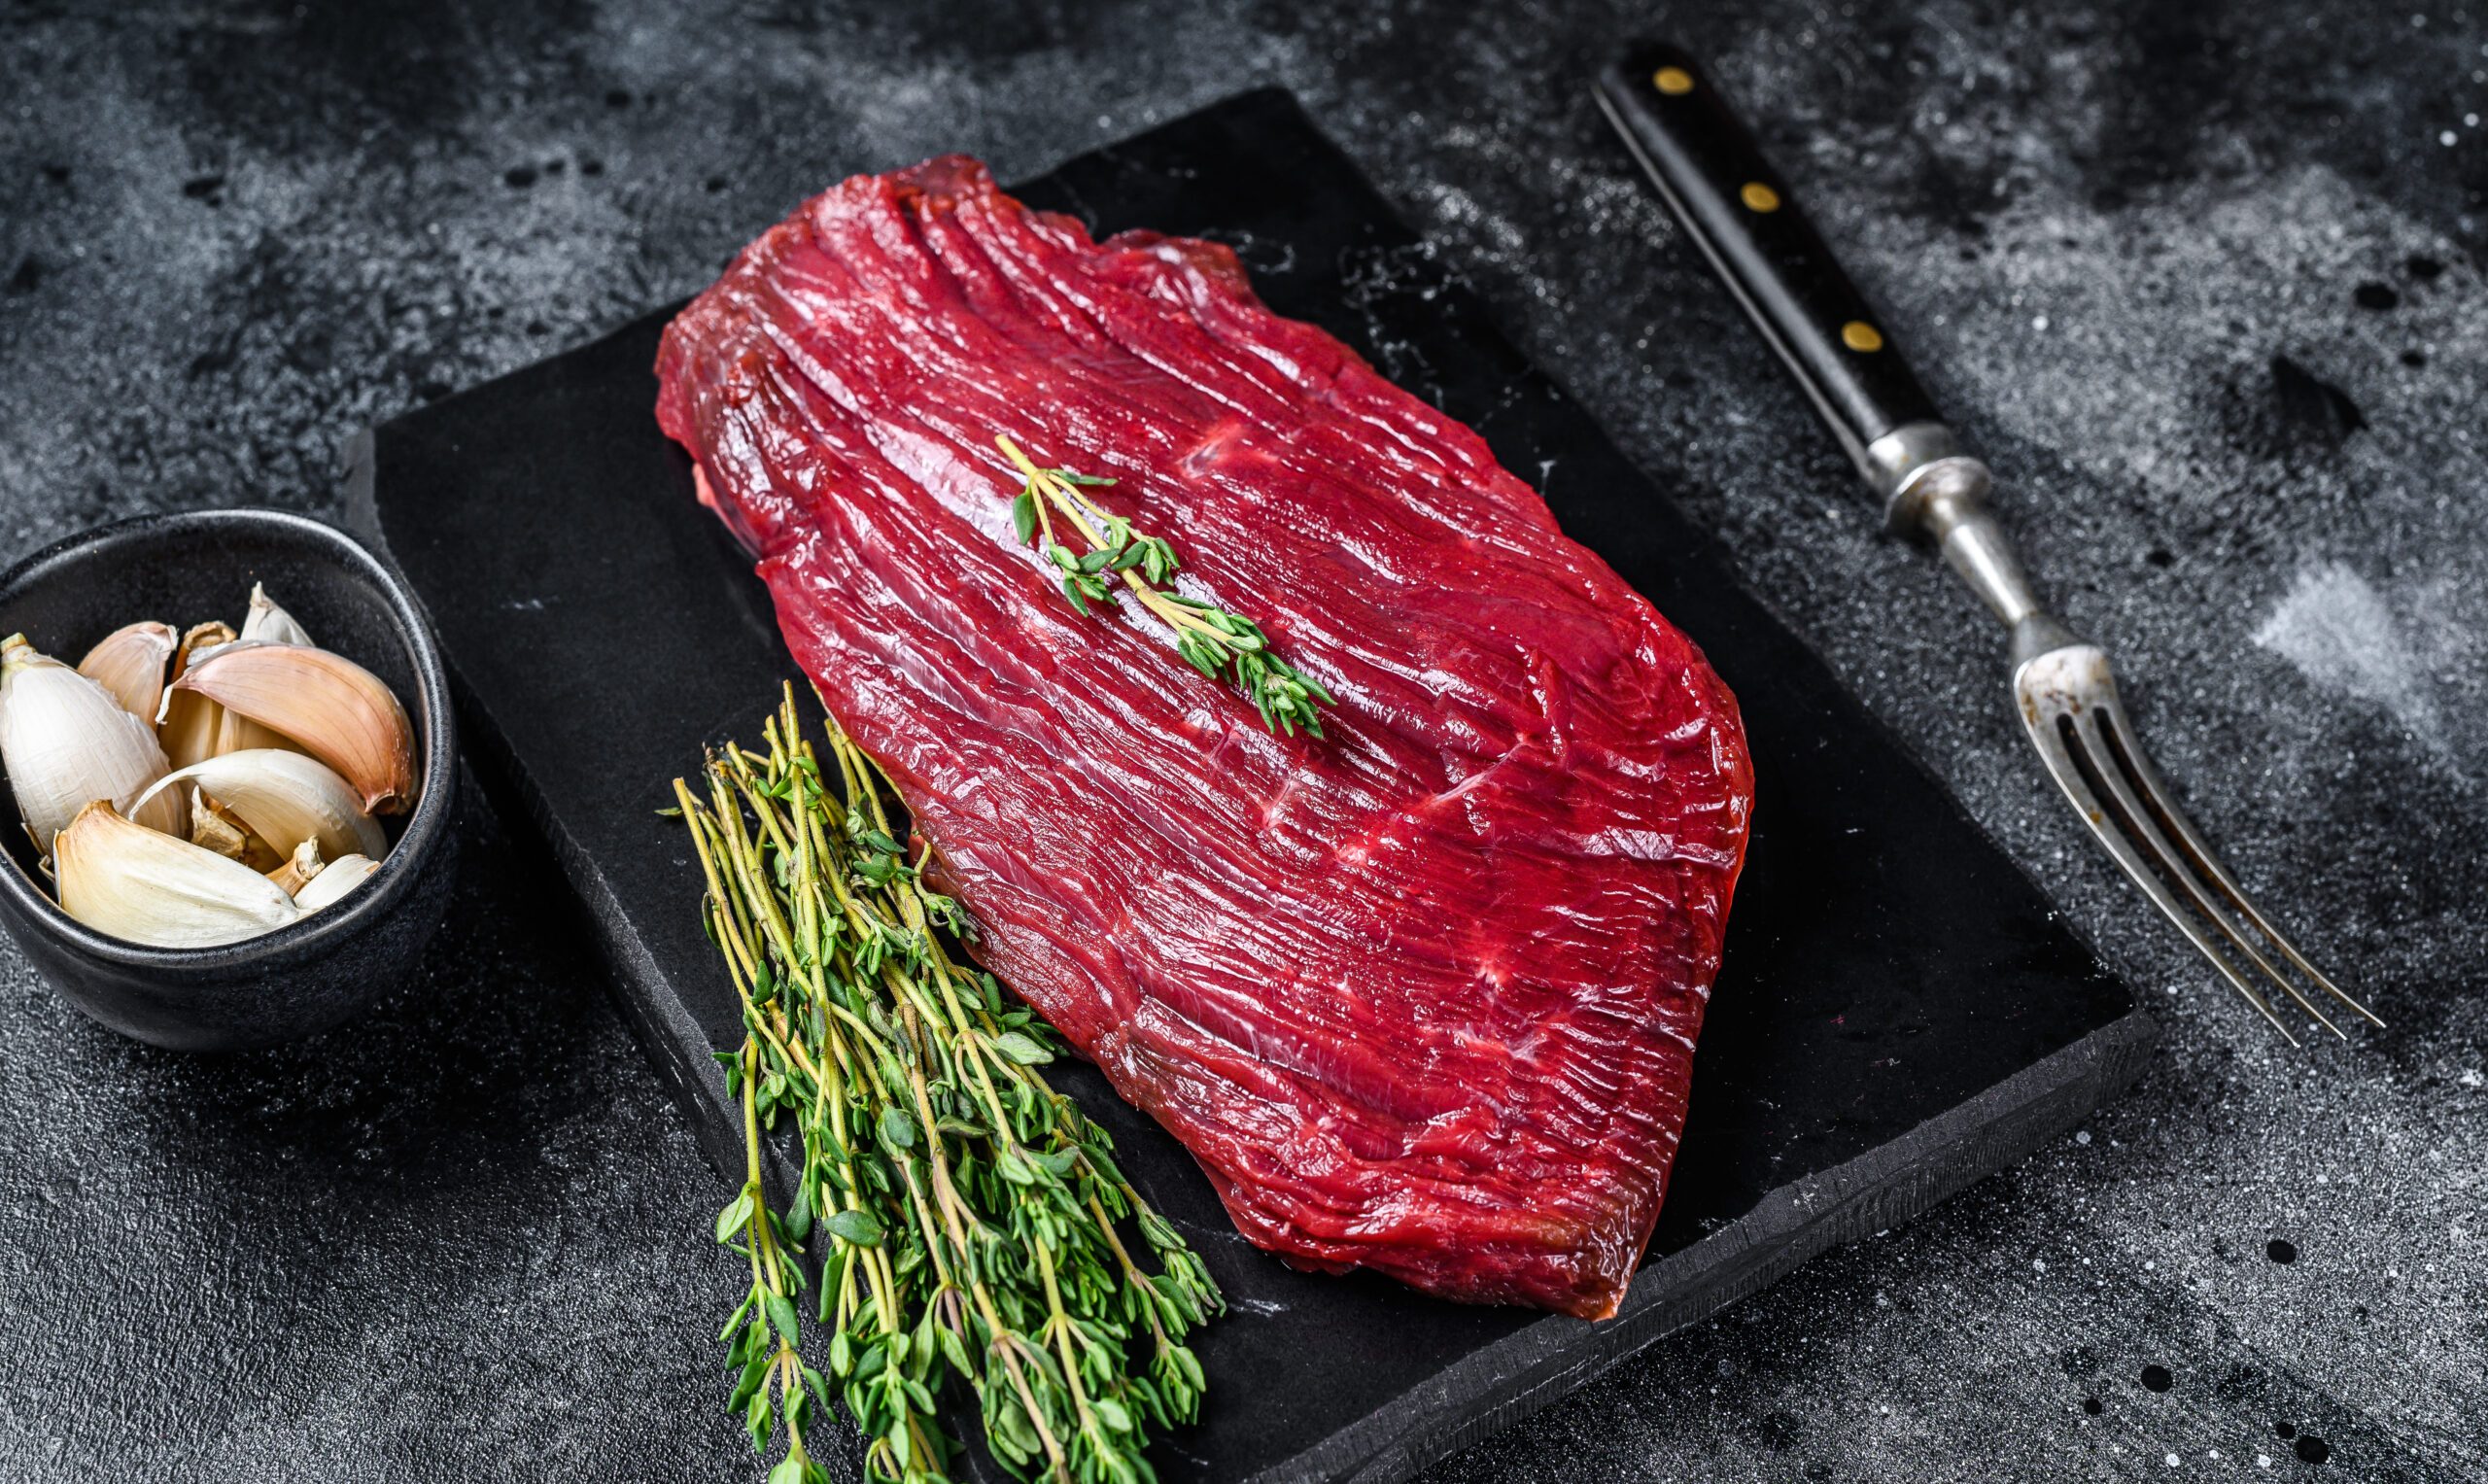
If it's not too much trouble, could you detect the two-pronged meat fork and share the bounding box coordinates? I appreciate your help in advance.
[1596,44,2380,1042]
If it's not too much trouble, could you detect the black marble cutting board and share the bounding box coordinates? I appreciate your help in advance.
[348,87,2151,1484]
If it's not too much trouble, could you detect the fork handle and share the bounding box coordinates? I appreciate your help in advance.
[1593,43,1937,474]
[1594,42,2051,634]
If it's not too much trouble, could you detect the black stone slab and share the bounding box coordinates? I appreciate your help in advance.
[348,88,2151,1484]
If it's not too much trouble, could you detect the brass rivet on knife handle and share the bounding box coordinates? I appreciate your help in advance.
[1841,320,1883,353]
[1597,41,1943,475]
[1653,65,1695,94]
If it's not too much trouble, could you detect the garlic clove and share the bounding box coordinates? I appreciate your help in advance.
[235,830,285,874]
[205,792,284,873]
[187,785,252,860]
[77,621,178,721]
[223,589,319,756]
[213,700,302,762]
[157,621,238,770]
[55,800,301,948]
[133,748,385,864]
[292,852,380,913]
[266,837,325,896]
[1,634,187,850]
[239,582,315,646]
[168,643,417,814]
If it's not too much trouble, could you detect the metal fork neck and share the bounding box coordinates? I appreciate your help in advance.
[1862,421,2054,638]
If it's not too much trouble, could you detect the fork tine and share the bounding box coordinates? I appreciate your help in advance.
[2072,711,2349,1041]
[2090,711,2386,1030]
[2020,707,2300,1046]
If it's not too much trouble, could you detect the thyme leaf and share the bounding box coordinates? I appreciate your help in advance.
[994,433,1335,739]
[675,684,1223,1484]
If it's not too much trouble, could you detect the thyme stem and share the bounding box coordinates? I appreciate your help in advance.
[678,684,1222,1484]
[994,434,1335,738]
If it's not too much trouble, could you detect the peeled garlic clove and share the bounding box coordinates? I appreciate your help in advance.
[77,621,178,721]
[133,748,385,863]
[168,642,417,815]
[239,582,315,646]
[0,634,186,850]
[157,621,238,770]
[293,852,380,913]
[266,837,325,896]
[188,785,251,860]
[55,800,300,947]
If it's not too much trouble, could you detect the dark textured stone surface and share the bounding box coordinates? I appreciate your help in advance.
[0,2,2480,1480]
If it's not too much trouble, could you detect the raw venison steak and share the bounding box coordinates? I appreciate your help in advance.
[654,156,1753,1319]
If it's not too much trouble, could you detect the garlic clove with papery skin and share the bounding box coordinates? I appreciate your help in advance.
[54,800,301,947]
[168,643,417,814]
[132,748,385,864]
[152,616,301,764]
[212,697,302,765]
[220,579,321,756]
[224,585,316,756]
[292,852,379,913]
[219,588,319,757]
[0,634,187,851]
[239,583,314,646]
[265,837,324,896]
[187,785,252,860]
[77,622,178,721]
[156,621,237,771]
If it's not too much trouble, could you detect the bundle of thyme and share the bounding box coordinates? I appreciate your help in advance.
[674,686,1221,1484]
[995,434,1334,738]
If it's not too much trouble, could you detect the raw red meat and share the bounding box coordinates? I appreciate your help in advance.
[654,156,1753,1320]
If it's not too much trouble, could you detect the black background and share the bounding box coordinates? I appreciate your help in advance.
[2,2,2482,1480]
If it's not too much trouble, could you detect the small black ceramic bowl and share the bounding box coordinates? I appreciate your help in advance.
[0,508,458,1051]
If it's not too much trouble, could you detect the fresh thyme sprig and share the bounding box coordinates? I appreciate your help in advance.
[995,434,1335,739]
[674,685,1222,1484]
